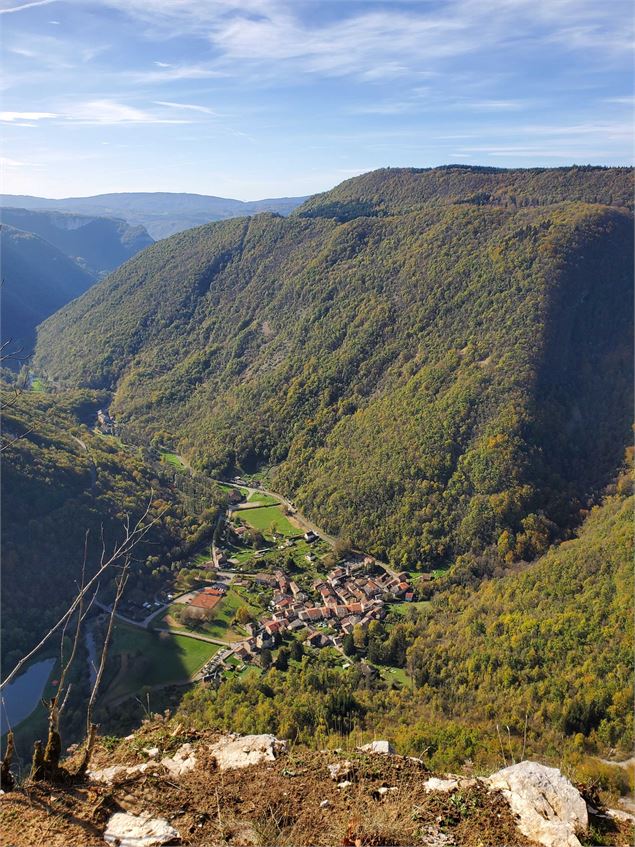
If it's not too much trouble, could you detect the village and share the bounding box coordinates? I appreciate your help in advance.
[229,554,415,665]
[90,441,421,695]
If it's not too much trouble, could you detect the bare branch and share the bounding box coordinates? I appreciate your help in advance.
[86,561,129,734]
[1,497,162,690]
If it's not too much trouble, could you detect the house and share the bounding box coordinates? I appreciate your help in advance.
[304,531,318,543]
[233,645,251,661]
[288,619,305,632]
[306,631,328,648]
[299,607,324,623]
[404,591,415,602]
[264,619,286,635]
[256,632,274,649]
[289,581,302,597]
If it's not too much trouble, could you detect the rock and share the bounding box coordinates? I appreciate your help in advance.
[144,746,160,758]
[337,780,353,789]
[88,762,153,783]
[424,777,459,793]
[328,760,353,781]
[160,743,197,777]
[209,734,288,770]
[488,761,588,847]
[607,808,635,823]
[104,811,180,846]
[320,799,331,808]
[359,740,395,755]
[375,786,398,798]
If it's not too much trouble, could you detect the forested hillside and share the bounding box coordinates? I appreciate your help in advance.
[0,224,95,357]
[34,166,634,570]
[1,389,223,673]
[177,464,634,767]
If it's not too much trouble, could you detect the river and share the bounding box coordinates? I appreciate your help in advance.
[0,657,56,735]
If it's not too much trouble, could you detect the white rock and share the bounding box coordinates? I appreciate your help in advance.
[88,762,153,783]
[104,811,180,846]
[424,777,459,793]
[328,761,353,781]
[320,799,331,808]
[337,780,353,789]
[209,734,288,770]
[144,746,160,758]
[160,743,197,777]
[376,786,398,797]
[607,808,635,823]
[359,740,395,755]
[488,761,588,847]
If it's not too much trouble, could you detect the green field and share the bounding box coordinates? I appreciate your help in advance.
[161,588,262,641]
[247,490,279,506]
[216,481,250,497]
[104,623,218,702]
[160,451,188,470]
[390,600,431,617]
[239,505,298,537]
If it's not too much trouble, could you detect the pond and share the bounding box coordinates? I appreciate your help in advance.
[0,657,56,735]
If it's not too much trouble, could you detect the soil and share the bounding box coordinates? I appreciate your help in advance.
[1,719,633,847]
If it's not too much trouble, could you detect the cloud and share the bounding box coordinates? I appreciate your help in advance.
[0,101,197,126]
[466,100,523,111]
[154,100,219,115]
[94,0,632,84]
[0,110,57,121]
[130,64,227,83]
[61,99,191,124]
[0,155,41,168]
[0,0,59,13]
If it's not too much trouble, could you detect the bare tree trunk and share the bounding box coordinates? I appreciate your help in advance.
[0,731,15,791]
[76,563,128,777]
[30,740,44,781]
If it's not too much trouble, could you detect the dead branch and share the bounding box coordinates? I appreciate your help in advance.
[76,562,129,776]
[1,497,162,690]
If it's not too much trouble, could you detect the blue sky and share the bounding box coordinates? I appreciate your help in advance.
[1,0,633,199]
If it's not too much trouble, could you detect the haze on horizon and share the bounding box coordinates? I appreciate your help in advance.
[1,0,633,201]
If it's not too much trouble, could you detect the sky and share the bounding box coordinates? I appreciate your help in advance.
[1,0,633,200]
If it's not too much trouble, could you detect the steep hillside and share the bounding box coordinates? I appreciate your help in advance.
[0,192,307,239]
[0,207,153,276]
[1,388,223,675]
[0,224,95,357]
[33,166,634,569]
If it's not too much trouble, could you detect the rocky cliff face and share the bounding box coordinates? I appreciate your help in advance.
[1,718,632,846]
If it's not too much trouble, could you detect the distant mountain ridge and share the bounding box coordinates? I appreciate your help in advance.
[0,207,153,276]
[0,191,309,239]
[0,208,153,360]
[0,224,95,358]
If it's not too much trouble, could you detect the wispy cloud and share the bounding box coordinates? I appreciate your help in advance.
[130,63,227,83]
[0,0,59,14]
[466,100,524,111]
[0,101,195,126]
[154,100,219,115]
[61,99,192,125]
[0,110,57,121]
[96,0,633,83]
